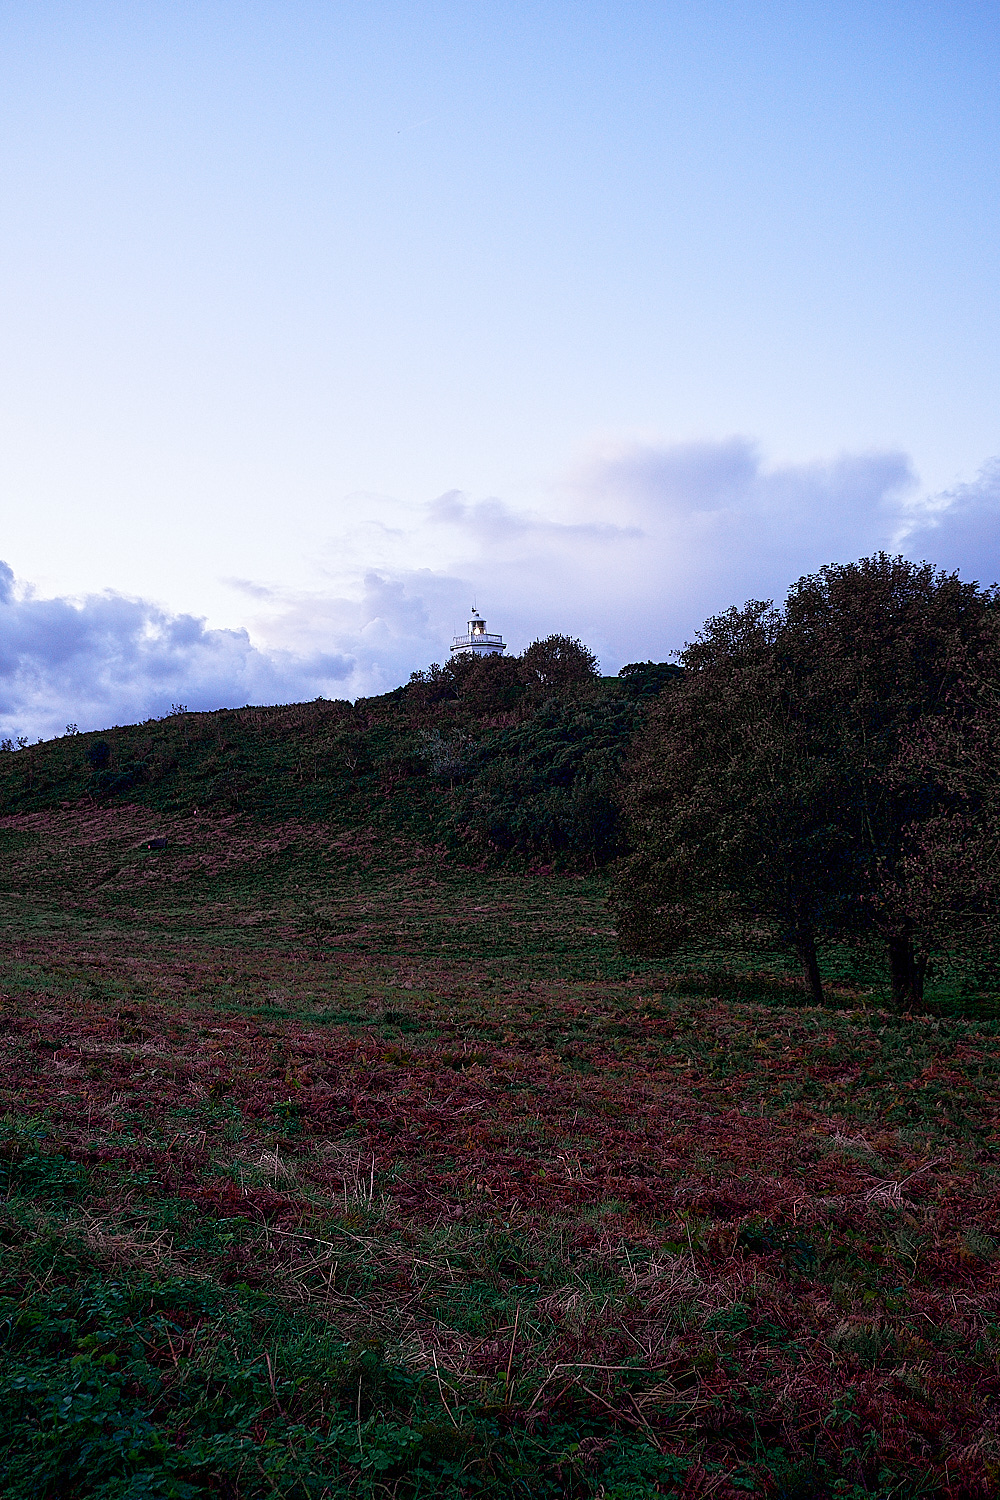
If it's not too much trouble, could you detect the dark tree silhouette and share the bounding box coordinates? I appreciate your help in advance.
[407,652,524,714]
[519,634,599,690]
[617,660,684,700]
[613,554,1000,1008]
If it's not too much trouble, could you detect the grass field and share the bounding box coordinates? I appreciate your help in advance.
[2,801,1000,1498]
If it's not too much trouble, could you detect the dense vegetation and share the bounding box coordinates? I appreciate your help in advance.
[0,634,661,875]
[2,565,1000,1496]
[613,556,1000,1011]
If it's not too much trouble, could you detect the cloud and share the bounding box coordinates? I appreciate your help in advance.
[245,440,929,692]
[565,439,916,581]
[426,489,642,544]
[0,578,353,740]
[3,438,998,740]
[894,457,1000,587]
[222,577,278,601]
[404,440,921,667]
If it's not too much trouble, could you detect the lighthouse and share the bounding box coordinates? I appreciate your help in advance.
[451,608,505,657]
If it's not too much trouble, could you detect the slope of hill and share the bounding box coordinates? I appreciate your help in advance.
[0,670,650,870]
[1,674,999,1497]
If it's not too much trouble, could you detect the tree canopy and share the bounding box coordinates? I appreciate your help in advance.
[611,554,1000,1008]
[518,634,600,690]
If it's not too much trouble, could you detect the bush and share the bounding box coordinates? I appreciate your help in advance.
[451,693,640,867]
[617,660,683,700]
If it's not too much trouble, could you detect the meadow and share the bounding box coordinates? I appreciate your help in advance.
[2,788,999,1498]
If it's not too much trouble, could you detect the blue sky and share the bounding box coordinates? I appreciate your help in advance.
[1,2,998,734]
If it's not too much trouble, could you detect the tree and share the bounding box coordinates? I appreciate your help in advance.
[407,652,524,714]
[519,635,599,691]
[617,661,684,700]
[612,600,847,1003]
[780,554,1000,1004]
[612,555,1000,1009]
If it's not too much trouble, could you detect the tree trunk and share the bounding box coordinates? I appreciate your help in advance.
[915,951,928,999]
[888,934,925,1009]
[793,932,825,1006]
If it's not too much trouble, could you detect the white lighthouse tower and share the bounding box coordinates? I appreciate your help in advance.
[451,608,505,657]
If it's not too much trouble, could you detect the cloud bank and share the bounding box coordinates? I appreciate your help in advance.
[2,440,999,740]
[0,561,352,740]
[894,458,1000,586]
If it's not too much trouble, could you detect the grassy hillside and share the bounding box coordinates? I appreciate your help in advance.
[1,692,999,1497]
[0,675,644,870]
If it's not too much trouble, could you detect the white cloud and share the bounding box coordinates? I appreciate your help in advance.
[2,439,998,741]
[239,439,925,687]
[0,565,352,740]
[894,457,1000,587]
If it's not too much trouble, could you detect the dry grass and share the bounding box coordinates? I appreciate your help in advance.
[2,806,1000,1495]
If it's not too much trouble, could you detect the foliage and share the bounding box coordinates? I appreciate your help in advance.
[416,727,477,783]
[616,661,684,701]
[450,693,642,866]
[519,635,600,691]
[0,638,632,871]
[613,555,1000,1008]
[408,652,526,714]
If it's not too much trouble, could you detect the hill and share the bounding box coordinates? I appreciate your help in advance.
[1,666,999,1497]
[0,653,672,869]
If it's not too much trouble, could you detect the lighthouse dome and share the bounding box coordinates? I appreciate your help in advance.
[451,607,505,657]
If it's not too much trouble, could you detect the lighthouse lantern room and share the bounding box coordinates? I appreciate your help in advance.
[451,609,505,657]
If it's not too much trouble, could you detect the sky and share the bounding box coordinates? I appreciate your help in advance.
[1,1,998,737]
